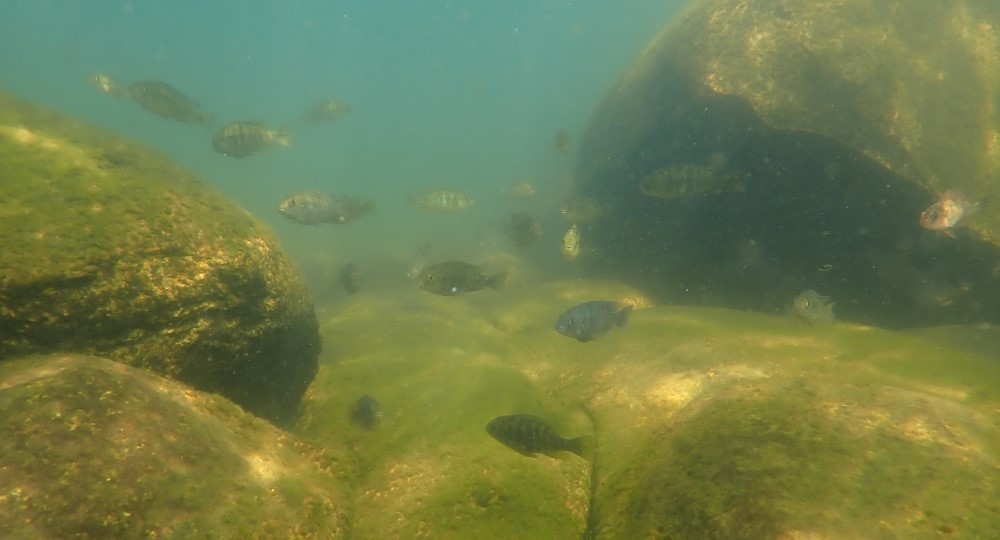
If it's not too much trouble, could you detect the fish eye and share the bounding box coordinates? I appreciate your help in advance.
[287,199,296,207]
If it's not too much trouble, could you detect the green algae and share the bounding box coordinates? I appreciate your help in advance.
[0,90,319,425]
[0,355,350,539]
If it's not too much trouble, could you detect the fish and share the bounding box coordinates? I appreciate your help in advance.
[407,189,474,212]
[504,212,542,247]
[559,196,604,224]
[919,190,980,237]
[340,262,362,294]
[555,129,572,155]
[89,73,130,99]
[278,190,374,225]
[505,181,536,200]
[298,98,353,126]
[126,80,211,126]
[417,261,506,296]
[639,164,745,201]
[212,121,290,158]
[562,224,580,261]
[350,394,383,430]
[555,301,632,342]
[486,414,591,459]
[792,290,835,324]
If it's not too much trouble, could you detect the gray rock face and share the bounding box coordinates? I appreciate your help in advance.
[0,90,319,424]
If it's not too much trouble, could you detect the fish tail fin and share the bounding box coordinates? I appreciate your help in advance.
[489,271,508,291]
[567,436,595,461]
[615,305,634,328]
[274,128,292,147]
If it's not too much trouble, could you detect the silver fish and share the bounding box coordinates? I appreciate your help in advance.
[278,190,374,225]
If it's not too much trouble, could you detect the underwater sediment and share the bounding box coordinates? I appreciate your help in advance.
[574,0,1000,328]
[0,90,319,425]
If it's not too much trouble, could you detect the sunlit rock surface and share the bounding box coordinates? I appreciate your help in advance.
[299,279,1000,538]
[0,355,350,538]
[575,0,1000,327]
[0,90,319,424]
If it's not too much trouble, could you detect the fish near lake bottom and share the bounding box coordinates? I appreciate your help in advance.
[792,290,835,324]
[486,414,591,460]
[350,394,383,430]
[556,301,632,342]
[417,261,506,296]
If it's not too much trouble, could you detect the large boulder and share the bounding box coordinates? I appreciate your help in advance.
[575,0,1000,327]
[0,354,350,538]
[296,277,1000,537]
[0,90,319,424]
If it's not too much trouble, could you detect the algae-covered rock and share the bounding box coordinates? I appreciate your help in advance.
[297,283,592,539]
[0,90,319,424]
[0,354,350,539]
[576,0,1000,327]
[298,278,1000,538]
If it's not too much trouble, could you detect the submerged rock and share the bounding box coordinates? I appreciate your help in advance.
[297,279,1000,538]
[575,0,1000,327]
[0,90,319,424]
[0,355,350,538]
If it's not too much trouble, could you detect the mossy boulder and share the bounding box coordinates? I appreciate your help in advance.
[297,283,592,539]
[0,90,319,424]
[298,278,1000,538]
[575,0,1000,327]
[0,354,351,538]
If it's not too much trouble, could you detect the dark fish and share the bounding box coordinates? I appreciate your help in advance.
[486,414,590,459]
[555,301,632,342]
[640,164,745,201]
[555,129,572,155]
[340,262,362,294]
[278,190,374,225]
[504,212,542,246]
[792,290,835,324]
[127,80,211,126]
[350,394,383,430]
[417,261,506,296]
[299,99,352,125]
[212,121,290,158]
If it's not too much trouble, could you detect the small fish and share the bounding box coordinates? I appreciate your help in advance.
[127,80,211,126]
[792,290,835,324]
[212,121,290,158]
[504,212,542,247]
[555,129,572,155]
[340,262,362,294]
[299,98,352,126]
[505,181,536,200]
[486,414,591,459]
[278,190,374,225]
[556,301,632,342]
[89,73,130,99]
[562,224,581,261]
[407,189,474,212]
[919,190,979,237]
[350,394,383,430]
[640,164,745,201]
[417,261,506,296]
[559,196,604,224]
